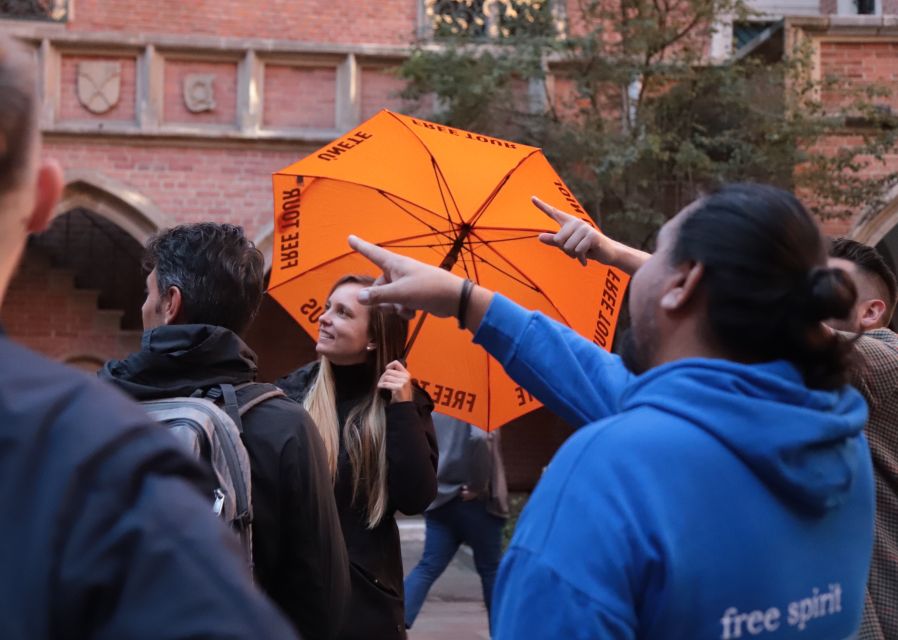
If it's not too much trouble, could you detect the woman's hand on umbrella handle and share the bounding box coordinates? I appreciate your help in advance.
[377,360,413,404]
[349,235,475,317]
[532,196,650,275]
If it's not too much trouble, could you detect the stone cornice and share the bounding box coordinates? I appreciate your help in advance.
[786,15,898,36]
[2,25,414,143]
[2,22,413,60]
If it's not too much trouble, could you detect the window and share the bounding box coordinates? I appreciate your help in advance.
[0,0,68,22]
[426,0,555,39]
[836,0,881,15]
[732,21,776,50]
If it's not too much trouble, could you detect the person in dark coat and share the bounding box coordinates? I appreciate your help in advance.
[100,223,349,640]
[278,274,438,640]
[826,238,898,640]
[0,35,298,640]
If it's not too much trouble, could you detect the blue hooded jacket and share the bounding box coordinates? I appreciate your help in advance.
[476,294,874,640]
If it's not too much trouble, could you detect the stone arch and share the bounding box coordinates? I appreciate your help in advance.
[849,183,898,246]
[62,353,107,372]
[254,222,274,272]
[57,170,168,243]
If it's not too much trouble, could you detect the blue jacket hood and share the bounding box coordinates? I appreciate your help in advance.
[620,358,868,515]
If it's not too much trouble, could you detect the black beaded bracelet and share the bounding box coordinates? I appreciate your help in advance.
[457,278,474,330]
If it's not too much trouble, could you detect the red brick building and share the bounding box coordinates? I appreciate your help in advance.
[1,1,896,489]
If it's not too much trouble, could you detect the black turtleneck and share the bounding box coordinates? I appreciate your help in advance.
[277,360,438,640]
[331,361,376,428]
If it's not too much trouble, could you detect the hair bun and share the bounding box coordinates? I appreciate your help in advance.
[803,266,856,322]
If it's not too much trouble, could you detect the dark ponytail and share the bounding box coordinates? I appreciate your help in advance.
[672,184,857,390]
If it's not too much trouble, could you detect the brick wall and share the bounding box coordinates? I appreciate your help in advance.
[820,41,898,112]
[65,0,419,45]
[360,66,408,120]
[43,140,309,238]
[263,65,337,129]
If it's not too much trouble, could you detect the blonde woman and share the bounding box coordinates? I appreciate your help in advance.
[278,274,438,640]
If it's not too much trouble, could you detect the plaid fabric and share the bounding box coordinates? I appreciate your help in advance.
[851,329,898,640]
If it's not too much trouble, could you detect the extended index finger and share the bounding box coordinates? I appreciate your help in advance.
[348,235,395,269]
[531,196,576,227]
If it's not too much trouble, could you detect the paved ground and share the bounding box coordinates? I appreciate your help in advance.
[399,518,492,640]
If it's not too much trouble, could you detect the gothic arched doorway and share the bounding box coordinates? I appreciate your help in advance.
[1,207,147,362]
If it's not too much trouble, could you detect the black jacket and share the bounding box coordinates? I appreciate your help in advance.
[278,361,438,640]
[0,331,299,639]
[100,325,349,640]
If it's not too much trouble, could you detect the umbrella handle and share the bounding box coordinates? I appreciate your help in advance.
[403,311,429,361]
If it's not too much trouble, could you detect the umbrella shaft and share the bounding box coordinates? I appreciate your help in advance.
[405,226,471,360]
[439,225,471,271]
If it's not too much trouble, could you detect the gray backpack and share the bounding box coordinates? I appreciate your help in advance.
[140,383,284,566]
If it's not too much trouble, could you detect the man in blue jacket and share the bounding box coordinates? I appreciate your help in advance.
[347,183,874,639]
[0,35,298,639]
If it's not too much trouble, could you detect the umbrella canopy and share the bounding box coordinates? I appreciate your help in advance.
[268,109,628,431]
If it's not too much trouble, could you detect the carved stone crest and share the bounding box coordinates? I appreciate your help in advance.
[76,61,121,114]
[183,74,216,113]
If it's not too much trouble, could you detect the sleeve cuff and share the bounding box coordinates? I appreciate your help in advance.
[472,293,534,365]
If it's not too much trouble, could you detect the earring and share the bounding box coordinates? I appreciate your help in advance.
[366,345,375,351]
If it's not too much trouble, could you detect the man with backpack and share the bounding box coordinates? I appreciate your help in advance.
[0,35,299,640]
[100,223,349,639]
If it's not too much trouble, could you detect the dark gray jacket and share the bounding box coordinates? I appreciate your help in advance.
[0,330,299,639]
[429,413,508,517]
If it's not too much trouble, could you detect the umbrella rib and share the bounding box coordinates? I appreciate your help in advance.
[385,111,465,227]
[378,191,456,241]
[471,225,564,234]
[465,149,541,228]
[267,229,467,288]
[379,229,468,249]
[432,158,465,228]
[469,228,575,328]
[465,248,539,292]
[464,228,482,283]
[387,234,535,249]
[432,158,463,230]
[298,174,455,230]
[450,228,476,281]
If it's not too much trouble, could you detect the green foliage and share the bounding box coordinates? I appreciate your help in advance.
[402,0,898,248]
[501,492,530,552]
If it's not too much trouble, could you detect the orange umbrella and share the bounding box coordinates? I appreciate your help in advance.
[268,109,628,431]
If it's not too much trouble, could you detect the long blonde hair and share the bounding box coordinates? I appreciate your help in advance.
[303,275,409,528]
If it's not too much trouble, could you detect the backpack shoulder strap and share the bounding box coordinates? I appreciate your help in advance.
[234,382,287,417]
[200,382,286,431]
[201,383,244,433]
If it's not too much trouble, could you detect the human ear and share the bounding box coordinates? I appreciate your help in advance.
[859,298,887,330]
[26,159,63,233]
[660,262,704,311]
[162,286,183,325]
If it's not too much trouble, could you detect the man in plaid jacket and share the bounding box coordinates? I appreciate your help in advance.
[829,238,898,640]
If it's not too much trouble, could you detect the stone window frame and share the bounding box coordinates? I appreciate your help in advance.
[416,0,566,41]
